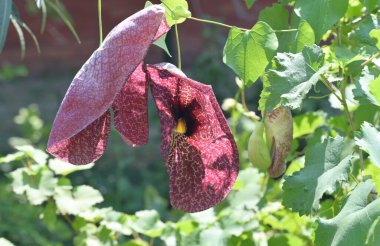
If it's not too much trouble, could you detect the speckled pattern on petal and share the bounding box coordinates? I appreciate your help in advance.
[147,64,239,213]
[112,63,148,146]
[47,5,169,164]
[48,111,111,165]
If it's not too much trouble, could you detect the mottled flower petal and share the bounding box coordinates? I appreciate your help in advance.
[47,5,169,164]
[112,63,148,146]
[148,64,239,212]
[47,111,111,165]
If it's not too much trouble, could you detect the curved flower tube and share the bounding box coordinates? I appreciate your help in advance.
[47,5,169,164]
[147,63,239,212]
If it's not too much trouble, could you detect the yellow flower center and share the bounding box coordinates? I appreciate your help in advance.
[175,118,187,134]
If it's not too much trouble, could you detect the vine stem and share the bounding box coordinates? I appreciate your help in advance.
[361,51,380,66]
[240,85,249,111]
[174,23,182,70]
[189,16,297,33]
[98,0,103,46]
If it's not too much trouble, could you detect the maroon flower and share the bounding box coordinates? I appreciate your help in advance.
[47,5,239,212]
[147,64,238,212]
[47,5,169,164]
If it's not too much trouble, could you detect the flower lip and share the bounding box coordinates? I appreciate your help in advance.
[147,63,239,213]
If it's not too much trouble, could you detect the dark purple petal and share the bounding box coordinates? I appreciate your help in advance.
[148,63,239,212]
[47,111,111,164]
[112,63,148,146]
[47,5,169,164]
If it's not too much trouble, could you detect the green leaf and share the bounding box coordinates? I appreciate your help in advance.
[356,122,380,168]
[9,168,57,205]
[42,200,57,228]
[0,151,25,164]
[315,179,380,246]
[283,136,353,215]
[259,45,327,111]
[161,0,191,27]
[55,185,104,215]
[362,0,379,12]
[15,145,48,165]
[353,67,380,106]
[227,168,263,209]
[223,22,278,87]
[258,3,290,52]
[293,20,315,53]
[294,0,348,41]
[200,226,225,245]
[245,0,256,8]
[293,112,324,138]
[48,159,94,176]
[131,210,165,238]
[153,34,172,57]
[0,0,12,52]
[370,29,380,49]
[369,75,380,103]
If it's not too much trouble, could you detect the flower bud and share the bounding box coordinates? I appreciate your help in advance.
[265,107,293,178]
[248,122,272,172]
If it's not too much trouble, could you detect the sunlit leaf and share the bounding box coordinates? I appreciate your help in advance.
[48,159,94,176]
[161,0,191,26]
[293,112,325,138]
[131,210,165,238]
[55,185,104,215]
[283,136,353,215]
[316,180,380,246]
[223,22,278,87]
[356,122,380,168]
[259,45,328,111]
[353,67,380,106]
[294,0,349,40]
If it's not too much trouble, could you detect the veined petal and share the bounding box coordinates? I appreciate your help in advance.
[47,5,169,164]
[112,63,148,146]
[148,63,239,213]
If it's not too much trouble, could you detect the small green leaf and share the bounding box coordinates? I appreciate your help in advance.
[258,3,290,52]
[227,168,263,209]
[55,185,104,215]
[353,67,380,106]
[370,29,380,49]
[369,75,380,103]
[293,112,324,138]
[0,0,12,52]
[259,45,327,111]
[223,22,278,87]
[283,136,353,215]
[161,0,191,27]
[153,34,172,57]
[245,0,256,9]
[294,0,349,41]
[315,179,380,246]
[356,122,380,168]
[48,158,94,176]
[15,145,48,165]
[293,20,315,53]
[131,210,165,238]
